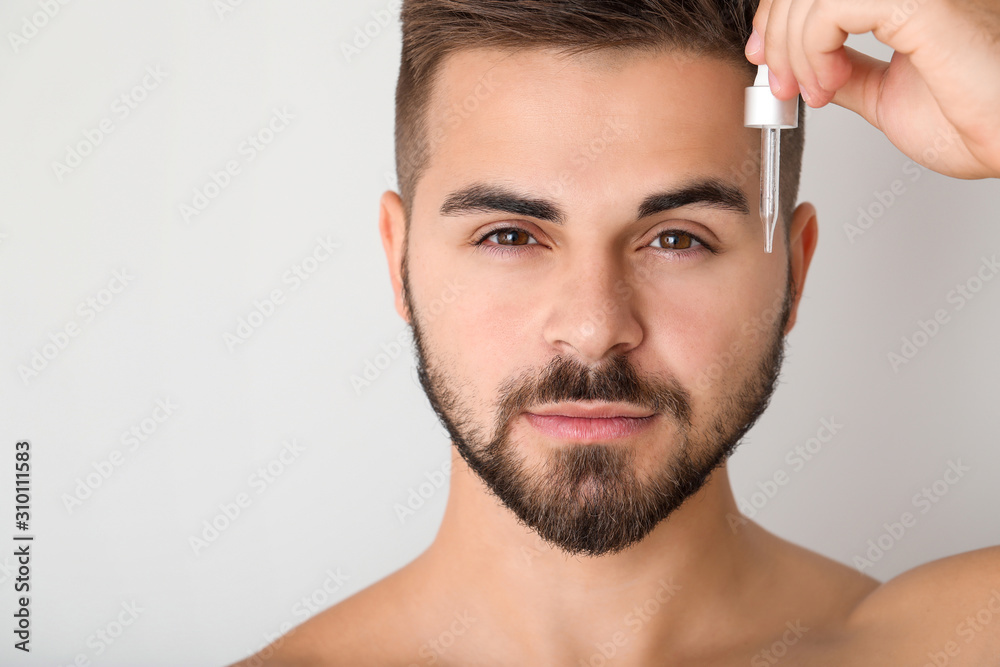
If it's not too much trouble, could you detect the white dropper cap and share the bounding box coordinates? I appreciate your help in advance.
[744,64,798,129]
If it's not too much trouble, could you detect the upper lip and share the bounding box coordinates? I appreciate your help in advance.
[526,402,656,419]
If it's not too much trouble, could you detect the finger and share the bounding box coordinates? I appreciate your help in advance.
[785,0,828,107]
[746,0,774,64]
[828,46,890,131]
[802,0,876,96]
[761,0,801,100]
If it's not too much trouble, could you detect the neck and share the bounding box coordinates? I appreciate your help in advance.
[411,445,774,665]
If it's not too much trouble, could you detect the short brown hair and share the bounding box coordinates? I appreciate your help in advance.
[394,0,805,240]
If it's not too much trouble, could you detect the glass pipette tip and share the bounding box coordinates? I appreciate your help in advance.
[761,127,780,253]
[744,64,798,254]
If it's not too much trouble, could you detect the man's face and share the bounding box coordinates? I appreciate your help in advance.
[397,47,798,557]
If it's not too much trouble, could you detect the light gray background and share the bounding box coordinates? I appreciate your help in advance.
[1,1,998,665]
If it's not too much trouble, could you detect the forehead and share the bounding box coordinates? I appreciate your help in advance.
[417,46,757,217]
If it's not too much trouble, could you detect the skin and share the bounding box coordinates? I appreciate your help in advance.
[230,36,1000,667]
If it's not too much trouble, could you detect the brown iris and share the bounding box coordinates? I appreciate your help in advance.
[495,228,531,245]
[657,231,695,249]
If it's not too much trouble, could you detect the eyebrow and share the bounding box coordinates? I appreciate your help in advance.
[438,178,750,225]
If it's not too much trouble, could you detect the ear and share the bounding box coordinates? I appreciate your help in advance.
[784,201,819,335]
[378,189,410,324]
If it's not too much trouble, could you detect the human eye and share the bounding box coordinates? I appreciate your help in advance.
[472,225,542,257]
[647,228,714,259]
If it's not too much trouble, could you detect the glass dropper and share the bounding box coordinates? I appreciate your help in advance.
[760,126,779,253]
[744,64,798,253]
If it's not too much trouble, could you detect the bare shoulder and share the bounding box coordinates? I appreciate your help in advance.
[745,520,884,619]
[225,561,436,667]
[721,524,999,665]
[845,544,1000,663]
[225,592,384,666]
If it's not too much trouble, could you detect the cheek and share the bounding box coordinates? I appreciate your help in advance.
[645,284,776,400]
[409,251,536,408]
[453,277,539,383]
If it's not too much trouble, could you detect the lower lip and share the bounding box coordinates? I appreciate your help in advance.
[524,413,658,442]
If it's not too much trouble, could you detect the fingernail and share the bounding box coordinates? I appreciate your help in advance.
[800,87,813,105]
[768,69,781,93]
[746,28,762,56]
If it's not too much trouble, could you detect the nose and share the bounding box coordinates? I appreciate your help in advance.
[542,250,644,364]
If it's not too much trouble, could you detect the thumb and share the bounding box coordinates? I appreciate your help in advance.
[829,46,890,132]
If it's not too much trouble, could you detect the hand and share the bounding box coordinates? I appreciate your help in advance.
[746,0,1000,179]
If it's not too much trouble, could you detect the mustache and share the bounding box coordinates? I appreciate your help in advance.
[494,353,692,428]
